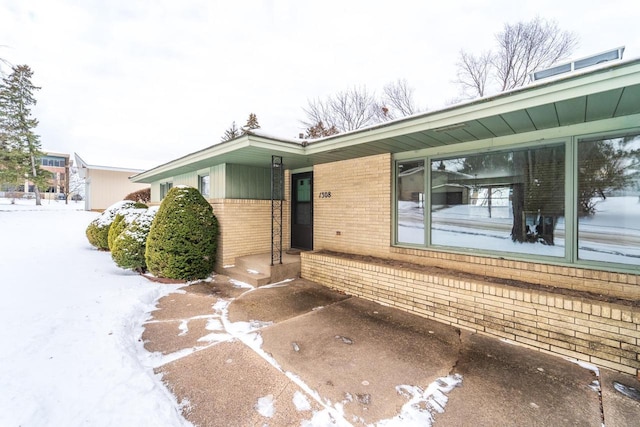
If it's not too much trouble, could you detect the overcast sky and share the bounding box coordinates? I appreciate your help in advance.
[1,0,638,170]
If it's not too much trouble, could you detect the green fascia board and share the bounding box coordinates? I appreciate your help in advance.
[304,59,640,153]
[131,134,306,183]
[132,59,640,184]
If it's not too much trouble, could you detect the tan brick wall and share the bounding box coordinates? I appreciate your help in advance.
[301,251,640,376]
[209,172,290,269]
[311,153,640,301]
[314,154,391,258]
[388,247,640,301]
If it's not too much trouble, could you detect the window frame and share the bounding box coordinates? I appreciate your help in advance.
[573,130,640,269]
[198,174,210,198]
[160,181,173,199]
[392,129,640,274]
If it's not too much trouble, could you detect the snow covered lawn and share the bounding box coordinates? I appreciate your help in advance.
[0,199,190,426]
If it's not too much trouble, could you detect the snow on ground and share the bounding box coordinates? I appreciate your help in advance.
[0,199,461,427]
[0,199,190,427]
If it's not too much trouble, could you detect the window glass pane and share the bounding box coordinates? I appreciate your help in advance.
[577,134,640,265]
[431,145,565,257]
[199,175,210,197]
[297,178,311,202]
[397,160,425,244]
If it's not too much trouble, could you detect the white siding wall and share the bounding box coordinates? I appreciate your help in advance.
[87,169,149,211]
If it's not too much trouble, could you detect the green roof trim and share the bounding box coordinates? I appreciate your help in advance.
[132,58,640,184]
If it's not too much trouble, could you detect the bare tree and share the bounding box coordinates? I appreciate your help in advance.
[455,51,493,98]
[303,86,378,133]
[377,78,419,120]
[0,46,12,76]
[302,80,422,137]
[495,17,578,90]
[455,17,578,98]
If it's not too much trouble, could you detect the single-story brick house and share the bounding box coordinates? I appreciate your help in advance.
[132,54,640,377]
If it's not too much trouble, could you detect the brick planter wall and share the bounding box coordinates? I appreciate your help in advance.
[301,251,640,377]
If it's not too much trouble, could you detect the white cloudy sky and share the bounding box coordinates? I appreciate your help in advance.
[1,0,638,170]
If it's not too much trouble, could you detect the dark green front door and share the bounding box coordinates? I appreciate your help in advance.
[291,172,313,250]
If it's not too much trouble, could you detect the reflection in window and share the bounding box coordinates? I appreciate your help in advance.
[430,145,565,257]
[578,134,640,265]
[397,160,425,244]
[199,175,210,198]
[160,182,173,199]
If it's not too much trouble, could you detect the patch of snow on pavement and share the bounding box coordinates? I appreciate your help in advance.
[213,288,353,426]
[256,394,275,417]
[294,390,312,411]
[376,374,463,427]
[0,199,192,426]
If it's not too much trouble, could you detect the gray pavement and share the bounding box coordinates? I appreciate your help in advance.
[142,276,640,426]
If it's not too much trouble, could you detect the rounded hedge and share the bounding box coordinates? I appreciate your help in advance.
[107,207,147,251]
[86,201,146,250]
[145,186,218,280]
[107,214,127,251]
[111,207,158,273]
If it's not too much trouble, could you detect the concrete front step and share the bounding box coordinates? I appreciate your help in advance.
[223,252,302,286]
[223,265,271,287]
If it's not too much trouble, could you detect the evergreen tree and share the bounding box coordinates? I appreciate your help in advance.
[0,65,45,205]
[241,113,260,134]
[220,121,240,142]
[305,121,339,139]
[145,186,218,280]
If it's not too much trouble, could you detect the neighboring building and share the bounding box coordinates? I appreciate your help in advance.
[131,55,640,377]
[1,151,70,199]
[75,153,149,211]
[39,151,70,199]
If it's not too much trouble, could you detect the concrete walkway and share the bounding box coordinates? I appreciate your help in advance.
[142,276,640,426]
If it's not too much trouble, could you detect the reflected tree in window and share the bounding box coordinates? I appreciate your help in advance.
[577,134,640,265]
[430,144,565,256]
[578,135,640,216]
[511,146,564,245]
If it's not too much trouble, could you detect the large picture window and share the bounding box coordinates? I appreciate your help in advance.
[395,131,639,271]
[430,145,565,257]
[577,134,640,265]
[397,160,425,245]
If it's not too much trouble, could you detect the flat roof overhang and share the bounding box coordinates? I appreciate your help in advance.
[132,58,640,184]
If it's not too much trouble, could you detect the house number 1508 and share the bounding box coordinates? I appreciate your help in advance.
[319,192,332,198]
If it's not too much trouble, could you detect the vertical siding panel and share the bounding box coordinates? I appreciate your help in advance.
[173,171,197,187]
[210,164,226,199]
[89,169,149,210]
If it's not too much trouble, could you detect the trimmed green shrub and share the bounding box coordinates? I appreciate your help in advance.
[107,206,147,250]
[111,207,158,272]
[107,214,127,251]
[85,200,147,250]
[145,186,218,280]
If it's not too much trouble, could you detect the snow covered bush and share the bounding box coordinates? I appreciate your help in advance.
[145,186,218,280]
[107,206,148,251]
[111,207,158,272]
[85,201,147,250]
